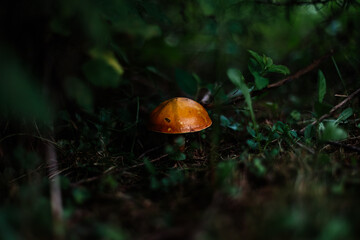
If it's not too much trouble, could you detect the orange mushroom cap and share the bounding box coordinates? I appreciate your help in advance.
[148,97,212,134]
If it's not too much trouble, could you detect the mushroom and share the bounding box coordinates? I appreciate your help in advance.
[148,97,212,155]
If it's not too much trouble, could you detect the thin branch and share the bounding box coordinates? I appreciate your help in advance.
[46,143,63,221]
[326,141,360,153]
[300,87,360,133]
[295,141,315,154]
[226,50,334,105]
[136,144,164,161]
[127,154,169,170]
[0,133,60,147]
[268,50,334,88]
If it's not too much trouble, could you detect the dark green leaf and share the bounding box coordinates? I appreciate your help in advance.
[247,126,256,137]
[248,58,269,89]
[247,139,258,149]
[320,122,347,141]
[335,107,353,125]
[267,64,290,75]
[248,58,262,74]
[227,68,257,127]
[289,130,298,138]
[304,125,314,140]
[314,101,332,117]
[144,158,156,175]
[171,152,186,161]
[263,56,273,68]
[248,50,264,68]
[73,188,90,204]
[252,71,269,90]
[290,110,301,121]
[220,115,241,131]
[253,158,266,176]
[318,70,326,103]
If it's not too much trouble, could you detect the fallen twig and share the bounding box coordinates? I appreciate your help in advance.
[127,154,169,170]
[136,145,165,161]
[326,141,360,154]
[300,87,360,133]
[295,141,315,154]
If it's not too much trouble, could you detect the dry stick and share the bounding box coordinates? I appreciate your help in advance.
[268,51,334,88]
[42,50,64,230]
[46,143,63,221]
[127,154,169,170]
[295,141,315,154]
[326,141,360,154]
[136,145,165,161]
[227,50,334,105]
[300,87,360,133]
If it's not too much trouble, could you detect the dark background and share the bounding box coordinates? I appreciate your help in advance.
[1,0,360,239]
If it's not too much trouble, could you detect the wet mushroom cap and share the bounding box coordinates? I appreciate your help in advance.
[148,97,212,134]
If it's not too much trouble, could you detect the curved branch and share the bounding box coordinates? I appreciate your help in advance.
[226,50,334,106]
[300,87,360,133]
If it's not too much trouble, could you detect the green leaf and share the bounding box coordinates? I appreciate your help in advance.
[248,50,289,75]
[220,114,231,127]
[227,68,257,127]
[216,160,236,185]
[246,126,256,137]
[249,57,268,89]
[97,224,127,240]
[89,49,124,75]
[144,158,156,175]
[320,122,347,141]
[318,219,350,240]
[290,110,301,121]
[263,56,273,68]
[248,58,262,74]
[253,158,266,176]
[304,125,314,140]
[268,64,290,75]
[248,50,264,67]
[175,69,198,96]
[318,70,326,103]
[171,152,186,161]
[253,72,269,90]
[198,0,215,15]
[73,188,90,204]
[314,101,332,117]
[248,50,288,88]
[289,130,298,138]
[220,115,241,131]
[335,107,353,125]
[246,139,258,149]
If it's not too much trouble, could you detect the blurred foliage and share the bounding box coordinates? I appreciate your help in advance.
[1,0,360,239]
